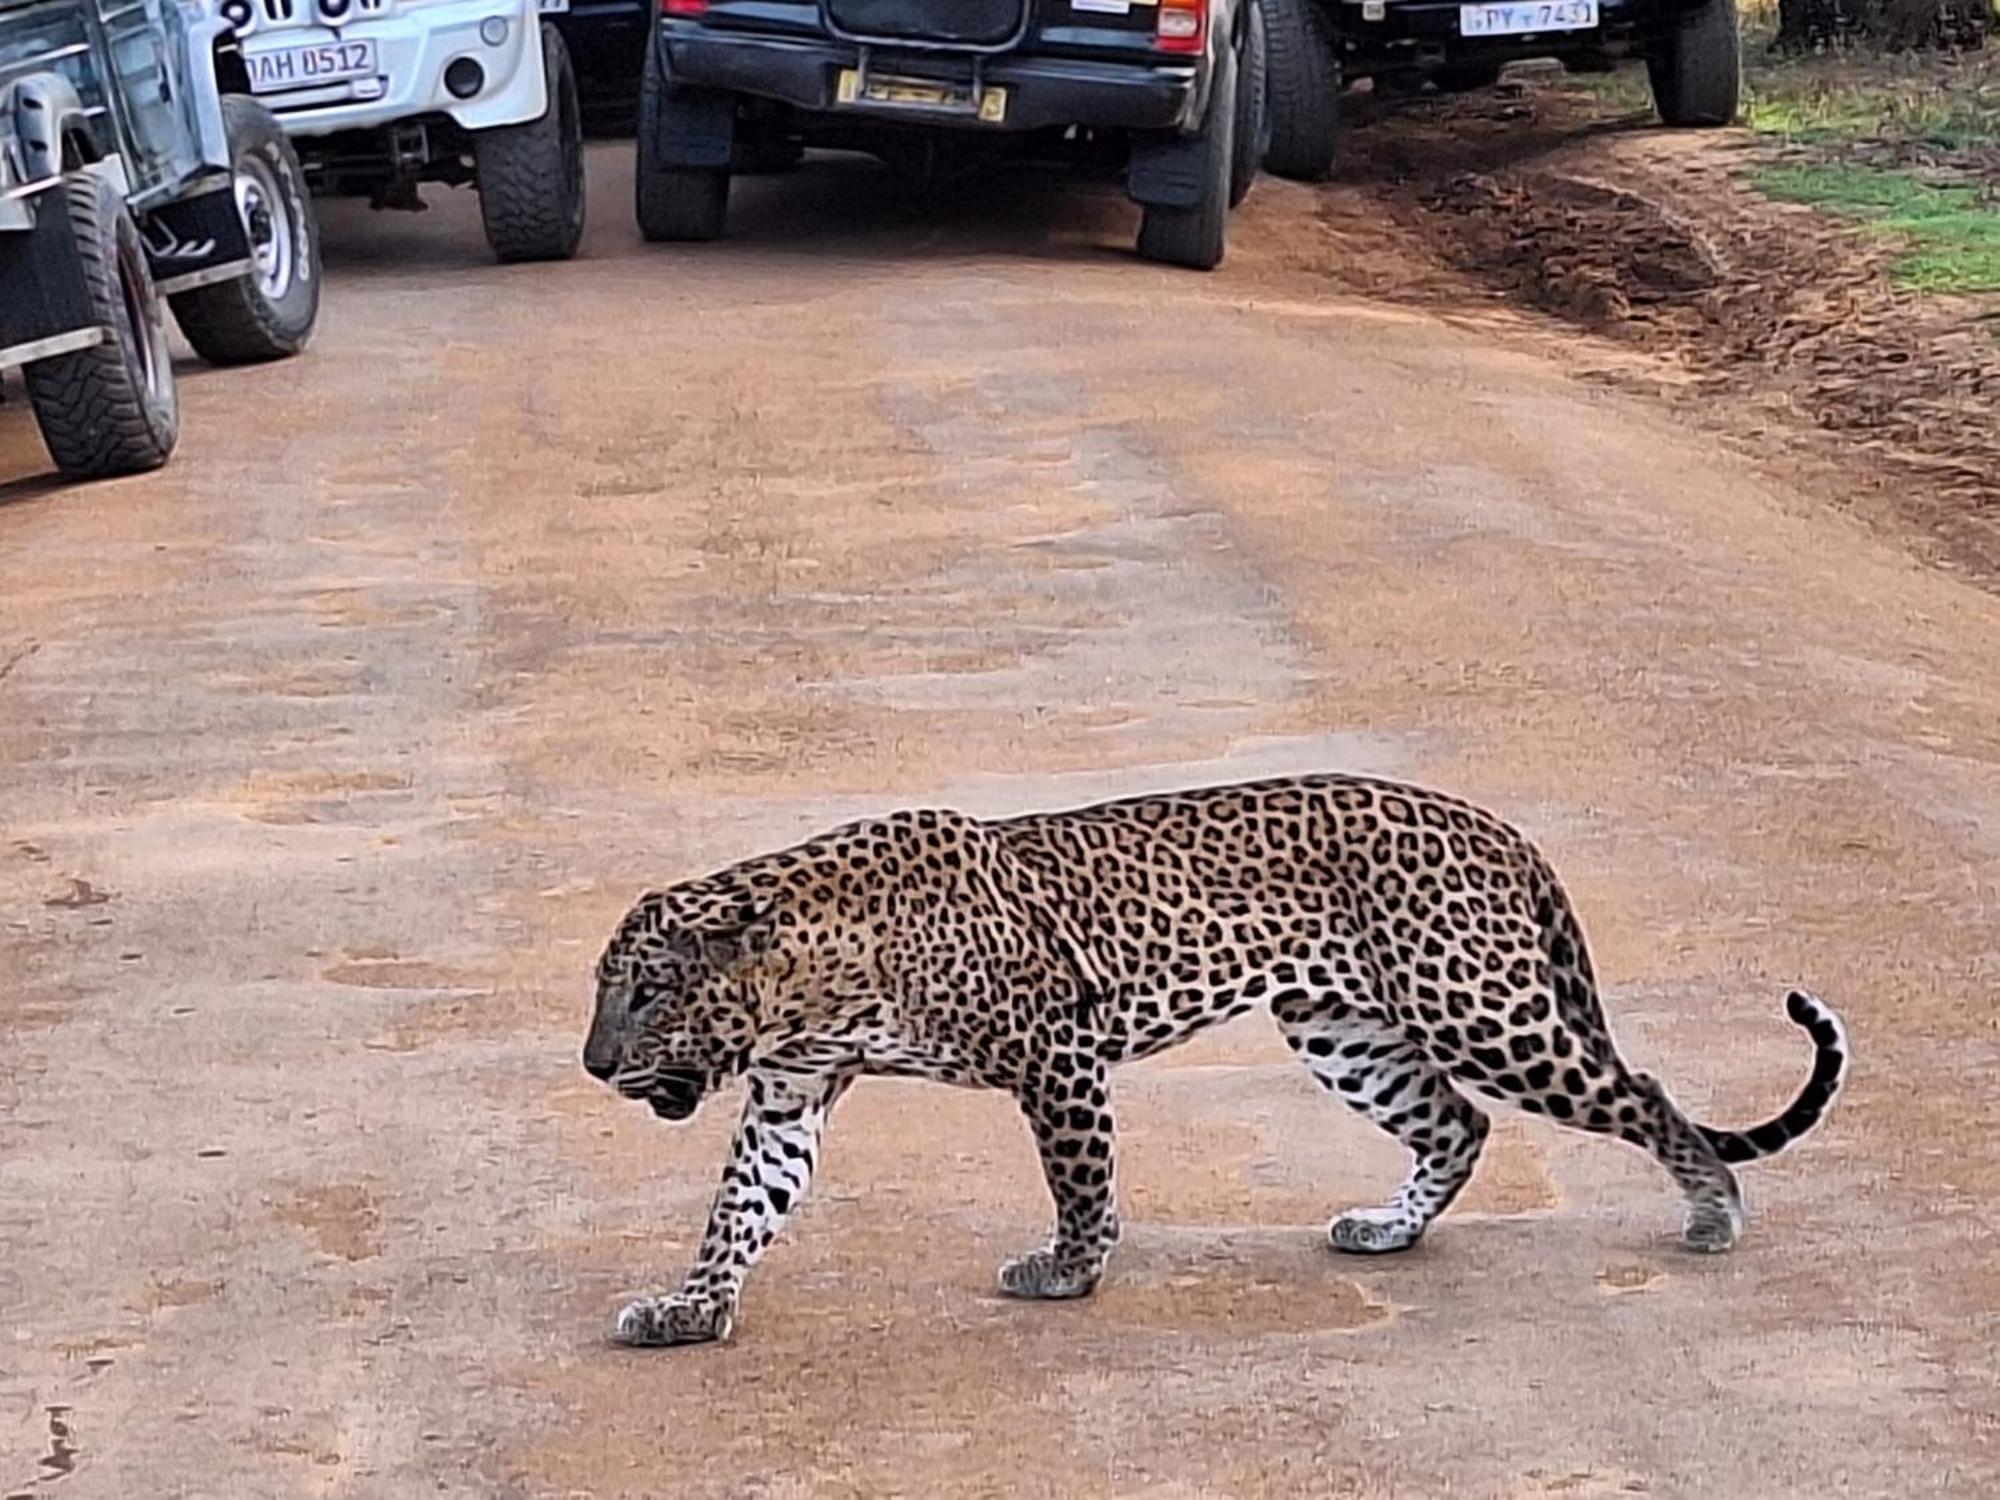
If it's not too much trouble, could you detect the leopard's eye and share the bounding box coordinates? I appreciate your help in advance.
[627,982,658,1015]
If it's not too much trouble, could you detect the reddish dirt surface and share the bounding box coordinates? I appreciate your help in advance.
[3,138,1999,1498]
[1326,81,2000,581]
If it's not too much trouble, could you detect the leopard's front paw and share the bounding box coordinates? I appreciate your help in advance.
[998,1246,1102,1301]
[611,1292,735,1348]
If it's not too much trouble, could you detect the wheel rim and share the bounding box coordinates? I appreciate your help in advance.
[115,233,165,403]
[236,152,295,301]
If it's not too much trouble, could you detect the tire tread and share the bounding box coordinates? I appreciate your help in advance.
[476,26,588,262]
[1137,40,1236,271]
[1648,0,1741,128]
[170,96,320,365]
[634,40,730,242]
[1262,0,1340,181]
[24,173,177,479]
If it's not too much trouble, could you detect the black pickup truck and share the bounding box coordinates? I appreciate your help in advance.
[553,0,653,126]
[632,0,1268,268]
[1245,0,1737,189]
[1325,0,1740,129]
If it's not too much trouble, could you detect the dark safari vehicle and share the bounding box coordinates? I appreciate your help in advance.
[0,0,319,480]
[634,0,1269,269]
[1245,0,1740,190]
[1326,0,1739,129]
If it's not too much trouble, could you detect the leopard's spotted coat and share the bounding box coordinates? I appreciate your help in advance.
[583,774,1849,1347]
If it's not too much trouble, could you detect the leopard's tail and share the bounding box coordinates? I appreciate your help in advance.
[1526,850,1849,1164]
[1693,990,1851,1163]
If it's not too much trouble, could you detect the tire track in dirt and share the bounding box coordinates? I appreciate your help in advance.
[1303,83,2000,585]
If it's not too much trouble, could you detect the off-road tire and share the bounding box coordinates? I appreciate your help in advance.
[635,39,730,241]
[474,24,588,262]
[1136,38,1236,272]
[24,171,178,479]
[1647,0,1740,128]
[1230,0,1270,209]
[1260,0,1340,181]
[170,97,320,364]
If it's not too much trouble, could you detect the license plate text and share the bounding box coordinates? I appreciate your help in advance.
[1458,0,1598,34]
[246,39,378,94]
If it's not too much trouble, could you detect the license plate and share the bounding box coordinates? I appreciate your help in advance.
[835,68,1007,123]
[1458,0,1597,33]
[245,38,379,95]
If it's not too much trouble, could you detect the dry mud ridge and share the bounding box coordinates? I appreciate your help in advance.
[3,138,1999,1498]
[1318,83,2000,580]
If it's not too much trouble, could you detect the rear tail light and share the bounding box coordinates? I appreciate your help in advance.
[1155,0,1204,52]
[662,0,707,13]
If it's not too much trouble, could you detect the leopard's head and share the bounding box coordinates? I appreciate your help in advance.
[582,886,777,1121]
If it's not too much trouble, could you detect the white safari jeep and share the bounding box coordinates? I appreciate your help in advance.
[212,0,585,261]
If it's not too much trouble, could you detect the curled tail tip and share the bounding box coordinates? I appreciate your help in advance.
[1702,989,1850,1165]
[1785,989,1851,1065]
[1785,987,1832,1026]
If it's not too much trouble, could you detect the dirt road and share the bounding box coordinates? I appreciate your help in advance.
[3,144,1996,1499]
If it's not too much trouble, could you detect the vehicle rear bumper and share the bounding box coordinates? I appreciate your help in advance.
[1331,0,1694,66]
[664,24,1198,133]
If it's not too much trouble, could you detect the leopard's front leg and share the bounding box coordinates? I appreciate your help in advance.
[1000,1056,1119,1301]
[613,1066,852,1348]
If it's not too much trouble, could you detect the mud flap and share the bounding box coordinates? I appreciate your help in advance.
[646,49,736,169]
[145,181,254,296]
[1127,132,1209,209]
[0,186,97,366]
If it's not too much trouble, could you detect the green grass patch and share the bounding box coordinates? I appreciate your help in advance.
[1745,80,1998,150]
[1754,162,2000,293]
[1567,38,1998,149]
[1740,51,1999,150]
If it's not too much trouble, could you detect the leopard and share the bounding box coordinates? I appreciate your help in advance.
[582,772,1849,1348]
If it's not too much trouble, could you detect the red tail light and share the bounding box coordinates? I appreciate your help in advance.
[1155,0,1204,52]
[662,0,707,14]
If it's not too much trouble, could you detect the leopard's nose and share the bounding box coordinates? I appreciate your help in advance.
[583,1052,617,1081]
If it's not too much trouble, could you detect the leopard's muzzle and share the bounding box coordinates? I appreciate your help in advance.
[644,1069,704,1121]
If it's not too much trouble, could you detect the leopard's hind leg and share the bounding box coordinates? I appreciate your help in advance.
[1421,883,1745,1253]
[1275,995,1491,1254]
[1443,1034,1744,1252]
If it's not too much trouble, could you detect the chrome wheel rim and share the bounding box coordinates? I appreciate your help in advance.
[236,153,294,301]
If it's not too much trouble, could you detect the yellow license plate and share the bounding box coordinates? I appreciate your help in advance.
[835,68,1008,123]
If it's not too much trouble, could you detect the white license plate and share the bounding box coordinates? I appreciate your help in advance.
[245,38,379,95]
[835,68,1008,123]
[1459,0,1597,33]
